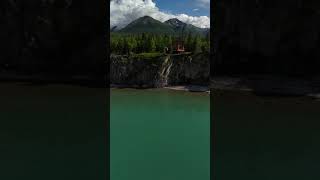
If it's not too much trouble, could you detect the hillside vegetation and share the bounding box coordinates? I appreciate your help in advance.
[110,32,210,55]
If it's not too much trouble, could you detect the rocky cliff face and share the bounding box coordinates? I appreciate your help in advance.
[110,54,210,87]
[167,54,210,86]
[214,0,320,76]
[0,0,107,76]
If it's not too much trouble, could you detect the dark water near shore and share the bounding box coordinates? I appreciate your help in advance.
[0,83,107,179]
[111,88,210,180]
[213,90,320,179]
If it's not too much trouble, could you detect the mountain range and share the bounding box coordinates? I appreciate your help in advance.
[111,16,209,36]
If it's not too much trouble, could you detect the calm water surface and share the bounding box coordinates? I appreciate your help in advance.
[0,83,107,179]
[110,88,210,180]
[214,90,320,180]
[4,83,317,179]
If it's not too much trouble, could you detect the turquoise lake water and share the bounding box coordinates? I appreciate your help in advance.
[110,88,210,180]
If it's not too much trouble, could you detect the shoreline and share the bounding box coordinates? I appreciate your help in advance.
[2,72,320,98]
[163,85,210,93]
[110,84,210,93]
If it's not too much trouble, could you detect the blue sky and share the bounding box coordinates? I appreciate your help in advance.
[154,0,210,17]
[110,0,210,29]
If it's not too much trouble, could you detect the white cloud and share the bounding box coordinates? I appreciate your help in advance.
[110,0,210,29]
[193,8,199,11]
[197,0,210,4]
[195,0,210,8]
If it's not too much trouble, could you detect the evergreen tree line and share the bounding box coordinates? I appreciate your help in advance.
[110,32,210,55]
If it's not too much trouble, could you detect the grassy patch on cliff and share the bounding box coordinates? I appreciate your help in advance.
[131,52,164,59]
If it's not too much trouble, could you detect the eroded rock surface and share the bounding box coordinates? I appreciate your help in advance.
[110,53,210,88]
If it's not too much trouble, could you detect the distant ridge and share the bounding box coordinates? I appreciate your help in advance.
[164,18,208,36]
[110,26,118,32]
[118,16,175,34]
[117,16,209,36]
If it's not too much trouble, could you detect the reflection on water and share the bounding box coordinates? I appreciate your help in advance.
[213,90,320,180]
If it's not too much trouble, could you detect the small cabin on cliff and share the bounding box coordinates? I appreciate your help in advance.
[172,39,185,53]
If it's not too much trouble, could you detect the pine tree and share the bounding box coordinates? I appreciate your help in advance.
[186,32,193,51]
[142,34,149,52]
[155,35,162,52]
[192,36,201,53]
[149,37,156,52]
[116,38,123,54]
[168,36,172,52]
[127,37,133,54]
[122,38,129,54]
[131,37,137,53]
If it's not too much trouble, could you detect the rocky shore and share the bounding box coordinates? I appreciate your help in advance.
[164,85,210,93]
[110,84,210,93]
